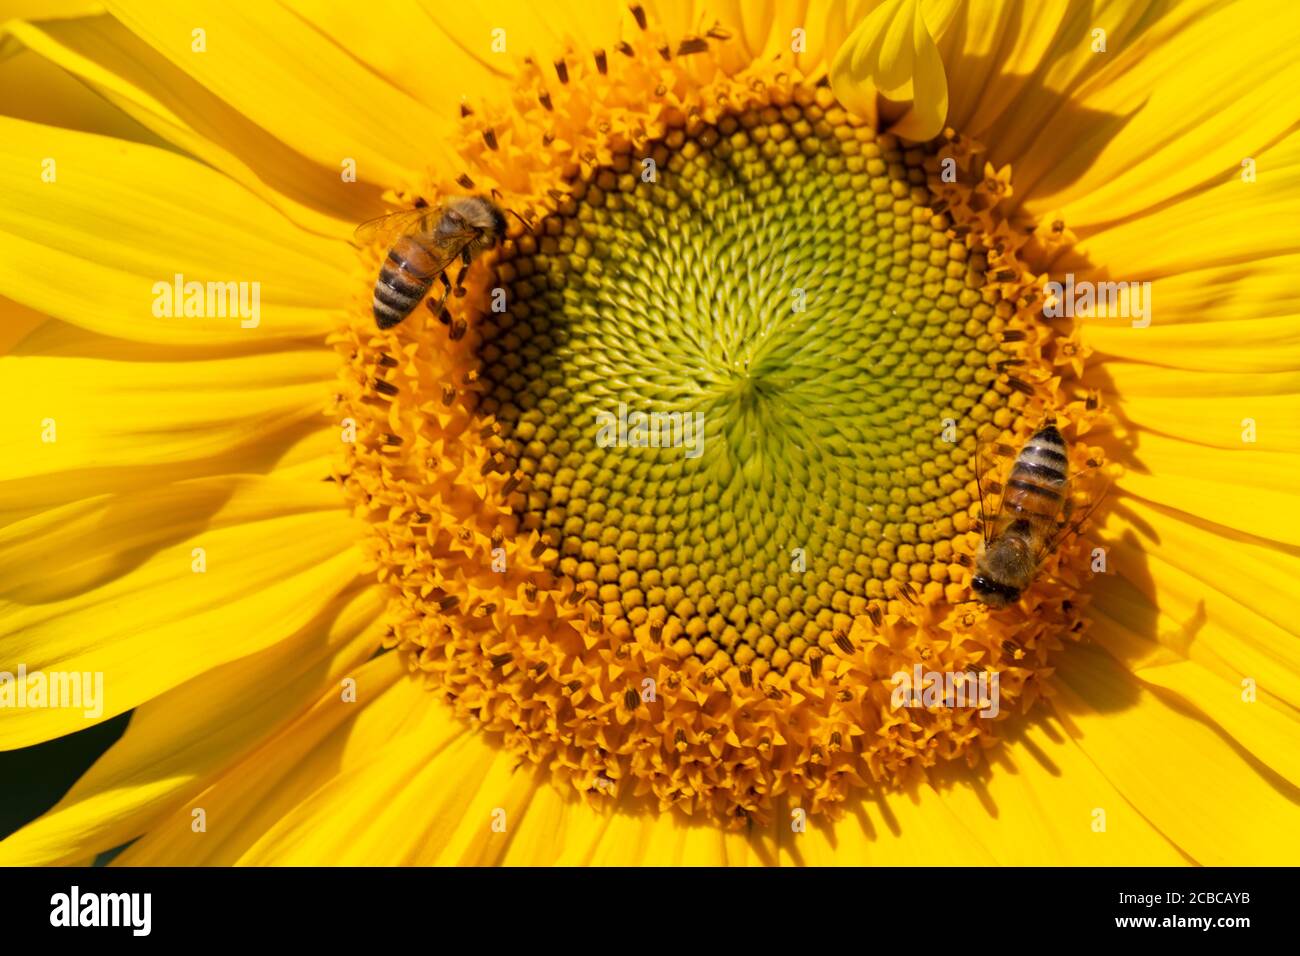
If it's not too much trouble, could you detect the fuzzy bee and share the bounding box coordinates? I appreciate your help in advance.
[970,419,1108,608]
[354,195,510,329]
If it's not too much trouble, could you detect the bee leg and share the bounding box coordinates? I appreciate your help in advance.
[427,271,453,323]
[1059,497,1075,529]
[452,248,472,298]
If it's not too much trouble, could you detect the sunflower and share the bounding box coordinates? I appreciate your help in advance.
[1,0,1297,866]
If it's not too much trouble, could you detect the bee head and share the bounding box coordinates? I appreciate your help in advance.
[449,195,508,241]
[486,203,508,240]
[970,574,1021,609]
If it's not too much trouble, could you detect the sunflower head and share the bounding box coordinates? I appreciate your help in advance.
[340,12,1110,824]
[5,0,1292,869]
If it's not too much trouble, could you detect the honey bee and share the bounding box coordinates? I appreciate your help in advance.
[970,418,1106,608]
[354,195,509,329]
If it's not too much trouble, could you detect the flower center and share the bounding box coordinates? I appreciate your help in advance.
[480,95,1010,677]
[337,33,1110,824]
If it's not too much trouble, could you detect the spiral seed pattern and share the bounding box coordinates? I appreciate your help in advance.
[477,102,1014,673]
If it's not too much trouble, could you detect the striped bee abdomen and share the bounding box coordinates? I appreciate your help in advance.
[973,422,1072,608]
[373,236,438,329]
[1001,424,1068,520]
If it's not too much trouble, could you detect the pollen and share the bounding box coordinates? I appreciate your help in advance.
[334,23,1114,824]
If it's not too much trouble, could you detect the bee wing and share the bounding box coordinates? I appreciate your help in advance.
[413,226,490,319]
[351,208,435,248]
[971,437,1019,546]
[1037,460,1114,559]
[422,221,482,259]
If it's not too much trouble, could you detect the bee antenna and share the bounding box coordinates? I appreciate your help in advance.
[506,208,535,234]
[484,187,534,234]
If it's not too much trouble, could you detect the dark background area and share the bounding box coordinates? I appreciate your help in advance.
[0,712,130,845]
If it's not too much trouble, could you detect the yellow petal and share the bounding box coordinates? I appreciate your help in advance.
[498,777,611,866]
[1068,128,1300,277]
[0,584,384,865]
[0,472,344,603]
[0,294,44,354]
[102,667,1204,864]
[1122,254,1300,327]
[1101,365,1299,401]
[643,0,697,43]
[415,0,631,94]
[0,116,352,343]
[1152,401,1294,459]
[0,39,168,147]
[1054,642,1300,865]
[932,0,1070,142]
[934,0,1233,211]
[0,334,336,514]
[0,475,362,748]
[1085,316,1300,375]
[1,14,371,233]
[236,709,497,866]
[777,716,1184,866]
[1087,611,1300,794]
[711,0,782,62]
[1092,501,1300,702]
[411,737,544,867]
[494,720,1182,864]
[1020,0,1300,224]
[1113,432,1299,543]
[1095,387,1298,453]
[112,653,417,865]
[103,0,455,189]
[830,0,949,140]
[0,1,102,21]
[216,692,566,865]
[708,0,841,73]
[920,715,1188,865]
[802,783,1000,865]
